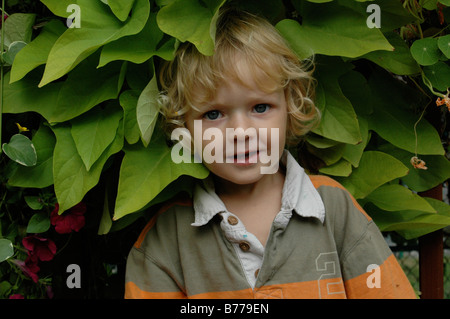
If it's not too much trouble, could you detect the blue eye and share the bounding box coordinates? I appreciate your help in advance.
[254,104,270,113]
[204,110,221,120]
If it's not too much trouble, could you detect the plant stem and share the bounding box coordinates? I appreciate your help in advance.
[413,101,429,157]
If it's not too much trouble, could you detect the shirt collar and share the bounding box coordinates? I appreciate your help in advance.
[191,150,325,227]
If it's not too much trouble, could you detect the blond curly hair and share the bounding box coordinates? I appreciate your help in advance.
[158,7,320,146]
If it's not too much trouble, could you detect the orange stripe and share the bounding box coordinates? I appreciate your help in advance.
[127,266,416,299]
[309,175,372,221]
[125,278,348,299]
[252,279,347,299]
[344,254,417,299]
[125,282,187,299]
[134,195,193,249]
[189,288,254,299]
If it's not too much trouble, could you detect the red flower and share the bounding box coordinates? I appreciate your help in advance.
[11,257,40,283]
[9,294,24,299]
[0,14,8,28]
[22,235,57,262]
[51,202,86,234]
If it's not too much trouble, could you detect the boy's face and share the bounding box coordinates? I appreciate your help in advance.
[185,76,288,185]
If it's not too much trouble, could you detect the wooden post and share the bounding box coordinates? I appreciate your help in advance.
[419,184,444,299]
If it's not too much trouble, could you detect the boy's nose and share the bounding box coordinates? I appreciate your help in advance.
[229,113,253,132]
[226,114,258,150]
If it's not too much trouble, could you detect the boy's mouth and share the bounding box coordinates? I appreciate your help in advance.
[229,150,259,164]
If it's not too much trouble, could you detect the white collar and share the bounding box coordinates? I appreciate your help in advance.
[191,150,325,227]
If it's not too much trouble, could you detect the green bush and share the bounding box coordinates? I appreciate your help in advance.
[1,0,449,298]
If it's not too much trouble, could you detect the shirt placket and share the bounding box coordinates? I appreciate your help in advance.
[219,211,265,289]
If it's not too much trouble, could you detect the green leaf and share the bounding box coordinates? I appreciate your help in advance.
[380,144,450,193]
[423,62,450,92]
[337,151,409,199]
[8,124,56,188]
[342,118,370,168]
[55,60,126,123]
[306,134,342,149]
[119,90,141,144]
[437,34,450,59]
[98,190,113,235]
[276,1,393,59]
[364,0,415,32]
[307,142,346,166]
[367,70,444,155]
[39,0,149,87]
[312,57,362,144]
[365,184,436,213]
[3,69,63,121]
[125,61,154,91]
[319,159,352,177]
[362,32,421,75]
[137,71,160,147]
[410,37,441,66]
[24,196,44,210]
[4,54,126,123]
[339,70,374,116]
[423,0,438,10]
[26,213,51,234]
[366,199,450,239]
[114,134,209,220]
[10,19,66,83]
[41,0,76,17]
[99,12,174,67]
[2,41,27,65]
[0,281,13,298]
[52,122,123,214]
[2,134,37,167]
[156,0,226,56]
[368,104,443,156]
[1,13,36,48]
[0,239,14,263]
[70,105,123,171]
[107,0,135,22]
[275,19,314,60]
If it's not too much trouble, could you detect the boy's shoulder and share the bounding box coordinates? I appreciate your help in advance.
[307,174,372,223]
[308,174,346,191]
[133,193,195,250]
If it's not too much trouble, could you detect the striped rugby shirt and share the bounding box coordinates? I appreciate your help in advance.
[125,151,416,299]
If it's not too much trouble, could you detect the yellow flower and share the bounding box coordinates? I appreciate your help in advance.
[16,123,29,133]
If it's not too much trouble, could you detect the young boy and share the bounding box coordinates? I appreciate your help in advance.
[125,8,416,299]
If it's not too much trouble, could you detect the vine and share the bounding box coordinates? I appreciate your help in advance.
[0,0,449,298]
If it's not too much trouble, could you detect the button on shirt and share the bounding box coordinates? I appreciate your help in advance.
[190,150,325,288]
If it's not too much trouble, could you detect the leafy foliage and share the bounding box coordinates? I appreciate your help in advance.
[1,0,450,298]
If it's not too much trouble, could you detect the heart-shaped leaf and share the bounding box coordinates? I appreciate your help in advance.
[2,134,37,167]
[337,151,409,199]
[156,0,226,56]
[39,0,149,87]
[26,213,51,234]
[0,239,14,262]
[114,133,209,220]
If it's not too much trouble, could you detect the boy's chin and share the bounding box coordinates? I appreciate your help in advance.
[210,165,275,186]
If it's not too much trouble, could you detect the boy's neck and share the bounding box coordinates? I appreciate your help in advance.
[214,169,285,199]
